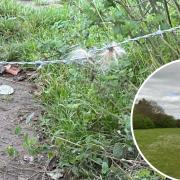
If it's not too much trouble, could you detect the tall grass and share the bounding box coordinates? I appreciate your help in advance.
[0,0,179,179]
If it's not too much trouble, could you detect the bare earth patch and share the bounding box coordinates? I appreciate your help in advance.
[0,76,44,179]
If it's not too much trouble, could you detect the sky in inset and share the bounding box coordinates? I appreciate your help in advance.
[137,61,180,119]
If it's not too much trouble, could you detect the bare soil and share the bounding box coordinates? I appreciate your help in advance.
[0,76,44,180]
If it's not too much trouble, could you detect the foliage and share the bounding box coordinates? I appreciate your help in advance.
[39,64,136,178]
[134,99,165,115]
[0,0,179,179]
[133,114,155,129]
[23,133,39,155]
[153,113,177,128]
[15,125,21,135]
[133,99,178,129]
[134,168,164,180]
[6,146,19,158]
[176,120,180,127]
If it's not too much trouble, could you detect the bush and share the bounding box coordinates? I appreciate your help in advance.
[152,114,177,128]
[176,120,180,128]
[133,114,155,129]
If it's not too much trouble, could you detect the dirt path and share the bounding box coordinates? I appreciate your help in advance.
[0,76,44,180]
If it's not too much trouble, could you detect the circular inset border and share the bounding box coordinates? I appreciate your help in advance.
[131,59,180,180]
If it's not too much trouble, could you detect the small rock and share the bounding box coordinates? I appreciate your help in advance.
[47,169,64,180]
[18,177,26,180]
[0,85,14,95]
[0,66,5,75]
[13,74,27,81]
[23,155,34,163]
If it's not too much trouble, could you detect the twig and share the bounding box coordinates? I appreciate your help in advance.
[54,136,82,147]
[120,158,147,166]
[112,159,133,180]
[26,171,42,180]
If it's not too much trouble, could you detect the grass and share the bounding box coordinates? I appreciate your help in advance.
[38,63,137,177]
[134,128,180,179]
[33,0,62,5]
[0,0,179,179]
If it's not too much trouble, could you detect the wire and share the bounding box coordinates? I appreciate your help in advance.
[0,25,179,67]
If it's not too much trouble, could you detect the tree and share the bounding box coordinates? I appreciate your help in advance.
[133,98,177,129]
[152,114,176,128]
[176,120,180,128]
[133,113,155,129]
[133,98,165,119]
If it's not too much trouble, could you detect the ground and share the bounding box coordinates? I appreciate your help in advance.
[0,75,43,179]
[134,128,180,179]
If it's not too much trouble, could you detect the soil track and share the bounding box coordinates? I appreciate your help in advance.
[0,76,43,180]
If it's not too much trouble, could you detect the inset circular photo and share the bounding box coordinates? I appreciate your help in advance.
[131,60,180,180]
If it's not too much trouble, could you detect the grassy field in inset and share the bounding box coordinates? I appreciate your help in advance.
[134,128,180,179]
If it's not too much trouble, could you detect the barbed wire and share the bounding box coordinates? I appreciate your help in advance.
[0,25,179,67]
[121,26,179,43]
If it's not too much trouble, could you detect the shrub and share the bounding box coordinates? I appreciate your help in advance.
[152,114,177,128]
[176,120,180,128]
[133,114,155,129]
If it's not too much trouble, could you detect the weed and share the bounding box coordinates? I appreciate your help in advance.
[15,126,21,135]
[23,133,39,155]
[6,146,18,158]
[0,0,179,179]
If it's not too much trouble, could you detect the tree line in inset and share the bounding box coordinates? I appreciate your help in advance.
[133,98,180,129]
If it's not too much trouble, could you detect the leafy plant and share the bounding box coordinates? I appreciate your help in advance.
[23,133,39,155]
[15,126,21,135]
[6,146,18,158]
[0,0,179,179]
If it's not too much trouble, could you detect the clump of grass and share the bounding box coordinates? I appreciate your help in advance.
[6,146,19,158]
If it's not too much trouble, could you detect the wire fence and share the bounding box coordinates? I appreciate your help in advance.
[0,25,179,67]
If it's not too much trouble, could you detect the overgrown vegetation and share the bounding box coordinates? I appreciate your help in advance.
[0,0,179,179]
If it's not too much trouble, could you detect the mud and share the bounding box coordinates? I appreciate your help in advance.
[0,76,43,180]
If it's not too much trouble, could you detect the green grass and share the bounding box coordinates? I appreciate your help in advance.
[33,0,62,5]
[0,0,179,179]
[135,128,180,179]
[38,63,138,178]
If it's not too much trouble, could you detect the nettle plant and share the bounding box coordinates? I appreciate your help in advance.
[38,62,138,178]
